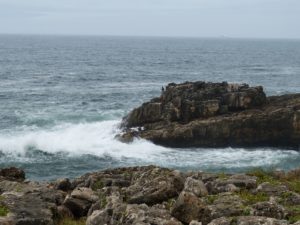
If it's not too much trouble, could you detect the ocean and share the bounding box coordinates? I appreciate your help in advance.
[1,34,300,180]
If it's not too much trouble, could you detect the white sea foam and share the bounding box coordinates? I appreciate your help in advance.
[0,120,298,171]
[0,120,170,160]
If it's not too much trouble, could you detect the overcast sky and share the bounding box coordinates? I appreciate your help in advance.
[0,0,299,38]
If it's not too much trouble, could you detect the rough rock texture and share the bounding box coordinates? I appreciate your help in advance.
[0,167,25,182]
[2,166,300,225]
[120,81,300,148]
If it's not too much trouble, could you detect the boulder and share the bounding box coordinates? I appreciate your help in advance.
[1,191,55,225]
[208,193,245,220]
[63,187,98,217]
[125,167,184,205]
[54,178,72,192]
[0,167,25,182]
[86,209,111,225]
[184,177,208,197]
[171,191,209,224]
[205,174,256,195]
[121,81,300,149]
[256,182,289,196]
[252,201,286,219]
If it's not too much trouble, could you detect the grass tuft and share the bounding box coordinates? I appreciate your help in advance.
[91,180,104,191]
[0,205,9,217]
[237,189,268,205]
[247,168,280,185]
[57,217,86,225]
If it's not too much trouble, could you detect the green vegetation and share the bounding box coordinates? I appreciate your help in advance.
[206,195,218,204]
[286,205,300,223]
[237,189,268,205]
[91,180,104,191]
[98,191,108,208]
[218,172,228,180]
[286,180,300,194]
[247,168,280,185]
[57,217,86,225]
[247,168,300,194]
[0,205,9,217]
[165,198,176,210]
[242,207,251,216]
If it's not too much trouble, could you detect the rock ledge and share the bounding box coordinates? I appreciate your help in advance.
[120,81,300,148]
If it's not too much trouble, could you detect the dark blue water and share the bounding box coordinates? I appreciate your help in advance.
[1,34,300,180]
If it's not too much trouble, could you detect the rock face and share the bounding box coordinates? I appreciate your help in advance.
[2,166,300,225]
[120,81,300,148]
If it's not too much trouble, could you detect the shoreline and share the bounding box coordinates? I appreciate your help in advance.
[1,166,300,225]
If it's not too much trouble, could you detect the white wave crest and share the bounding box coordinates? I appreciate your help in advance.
[0,120,298,171]
[0,120,170,159]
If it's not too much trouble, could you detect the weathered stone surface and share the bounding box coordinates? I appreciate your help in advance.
[54,178,72,192]
[121,81,300,149]
[205,174,256,195]
[171,191,209,224]
[2,166,300,225]
[252,201,287,219]
[256,182,289,196]
[208,216,289,225]
[1,191,55,225]
[190,220,203,225]
[86,209,111,225]
[125,167,184,205]
[0,167,25,182]
[207,217,231,225]
[208,193,245,220]
[236,216,289,225]
[63,187,98,217]
[184,177,208,197]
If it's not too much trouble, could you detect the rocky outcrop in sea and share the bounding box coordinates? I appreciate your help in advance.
[120,81,300,149]
[2,166,300,225]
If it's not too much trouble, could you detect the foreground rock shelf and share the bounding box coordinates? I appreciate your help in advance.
[120,81,300,148]
[2,166,300,225]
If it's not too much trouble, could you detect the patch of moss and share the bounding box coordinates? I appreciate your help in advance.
[247,169,280,185]
[0,205,9,217]
[218,172,228,180]
[98,192,107,208]
[230,216,238,225]
[91,180,104,191]
[15,185,22,192]
[206,195,218,204]
[57,217,86,225]
[286,180,300,194]
[123,171,132,180]
[286,205,300,223]
[165,198,176,211]
[237,189,268,205]
[242,207,251,216]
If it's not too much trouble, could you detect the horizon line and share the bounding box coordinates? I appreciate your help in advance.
[0,32,300,41]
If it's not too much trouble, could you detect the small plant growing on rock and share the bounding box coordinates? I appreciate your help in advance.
[0,204,9,217]
[247,169,280,185]
[91,180,104,191]
[58,217,86,225]
[237,189,268,204]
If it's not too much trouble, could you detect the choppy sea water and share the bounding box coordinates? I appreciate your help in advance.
[1,35,300,180]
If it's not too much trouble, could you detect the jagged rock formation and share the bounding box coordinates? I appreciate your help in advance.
[2,166,300,224]
[120,81,300,148]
